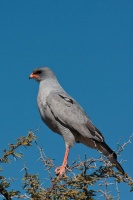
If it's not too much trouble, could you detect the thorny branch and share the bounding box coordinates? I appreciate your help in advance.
[117,133,133,155]
[0,131,37,163]
[0,131,133,199]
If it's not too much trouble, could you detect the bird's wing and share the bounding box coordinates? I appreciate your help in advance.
[46,91,104,142]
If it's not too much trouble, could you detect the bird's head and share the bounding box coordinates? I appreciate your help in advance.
[29,67,55,82]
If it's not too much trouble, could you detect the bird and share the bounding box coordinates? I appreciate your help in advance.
[29,67,125,176]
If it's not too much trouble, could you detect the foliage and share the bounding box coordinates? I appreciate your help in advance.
[0,131,133,200]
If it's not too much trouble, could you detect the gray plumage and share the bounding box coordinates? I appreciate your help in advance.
[30,67,125,175]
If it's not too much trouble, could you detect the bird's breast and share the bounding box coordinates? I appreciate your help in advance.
[37,93,60,133]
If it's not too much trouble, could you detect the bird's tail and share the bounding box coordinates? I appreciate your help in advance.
[95,141,125,175]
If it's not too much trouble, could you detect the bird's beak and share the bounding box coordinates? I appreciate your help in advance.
[29,73,39,79]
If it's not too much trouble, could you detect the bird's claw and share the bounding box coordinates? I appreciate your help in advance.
[55,166,66,176]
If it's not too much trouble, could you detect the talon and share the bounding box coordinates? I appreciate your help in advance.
[55,147,69,176]
[55,166,66,176]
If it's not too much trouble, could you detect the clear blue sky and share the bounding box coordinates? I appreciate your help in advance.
[0,1,133,199]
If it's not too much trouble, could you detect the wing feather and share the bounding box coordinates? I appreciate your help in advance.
[47,91,104,142]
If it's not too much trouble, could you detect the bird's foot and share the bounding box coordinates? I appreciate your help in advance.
[55,165,66,176]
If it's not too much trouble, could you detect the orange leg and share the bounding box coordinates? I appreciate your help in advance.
[55,147,69,176]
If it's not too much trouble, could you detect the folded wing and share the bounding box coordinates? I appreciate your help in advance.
[46,91,104,142]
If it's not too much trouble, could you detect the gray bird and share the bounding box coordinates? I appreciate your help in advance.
[29,67,125,176]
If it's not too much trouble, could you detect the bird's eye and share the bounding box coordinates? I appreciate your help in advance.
[37,70,42,74]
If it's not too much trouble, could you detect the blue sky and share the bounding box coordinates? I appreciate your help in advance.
[0,1,133,199]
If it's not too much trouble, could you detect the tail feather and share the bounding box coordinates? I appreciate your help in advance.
[95,141,125,175]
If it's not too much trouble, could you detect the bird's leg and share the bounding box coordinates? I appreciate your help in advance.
[55,147,69,176]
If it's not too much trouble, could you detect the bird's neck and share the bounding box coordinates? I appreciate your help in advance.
[39,78,63,93]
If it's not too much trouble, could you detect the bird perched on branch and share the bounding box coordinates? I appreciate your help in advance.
[29,67,125,176]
